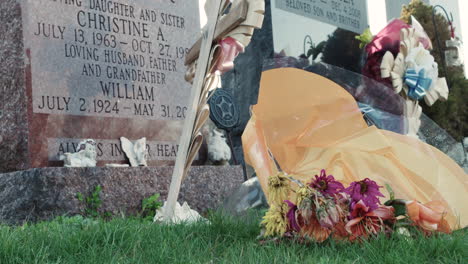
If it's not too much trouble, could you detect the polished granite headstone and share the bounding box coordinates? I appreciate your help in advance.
[221,0,274,164]
[222,0,367,164]
[0,0,200,172]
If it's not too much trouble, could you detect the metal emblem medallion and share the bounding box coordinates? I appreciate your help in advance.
[208,89,240,130]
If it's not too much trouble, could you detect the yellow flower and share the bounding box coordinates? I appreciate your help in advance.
[261,203,288,237]
[267,172,289,204]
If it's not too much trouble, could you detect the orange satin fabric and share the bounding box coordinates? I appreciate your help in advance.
[242,68,467,228]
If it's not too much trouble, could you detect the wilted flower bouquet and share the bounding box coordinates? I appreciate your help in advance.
[261,170,451,242]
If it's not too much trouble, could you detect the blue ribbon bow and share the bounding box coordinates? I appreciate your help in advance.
[404,68,433,101]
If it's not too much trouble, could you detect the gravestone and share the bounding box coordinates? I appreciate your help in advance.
[222,0,465,176]
[270,0,369,74]
[0,0,202,172]
[272,0,369,57]
[0,165,245,225]
[222,0,369,166]
[0,1,247,224]
[221,0,274,165]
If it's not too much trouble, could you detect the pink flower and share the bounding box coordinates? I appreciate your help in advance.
[345,178,384,211]
[406,200,451,234]
[310,170,345,197]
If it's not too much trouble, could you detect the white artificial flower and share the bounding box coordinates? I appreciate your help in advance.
[404,100,422,139]
[405,44,438,82]
[379,26,448,140]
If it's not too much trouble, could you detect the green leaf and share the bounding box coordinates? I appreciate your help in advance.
[312,51,320,61]
[384,199,408,217]
[140,193,163,220]
[76,185,105,218]
[355,28,373,49]
[76,193,84,202]
[385,183,395,201]
[393,203,407,217]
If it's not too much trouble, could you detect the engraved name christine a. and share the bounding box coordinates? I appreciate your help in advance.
[34,0,190,119]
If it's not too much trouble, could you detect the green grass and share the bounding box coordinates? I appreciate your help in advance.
[0,212,466,264]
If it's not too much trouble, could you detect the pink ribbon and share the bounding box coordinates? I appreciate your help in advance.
[366,19,432,57]
[366,19,410,56]
[213,37,245,74]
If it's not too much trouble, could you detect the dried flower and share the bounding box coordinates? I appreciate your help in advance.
[261,203,289,237]
[297,196,314,225]
[296,186,313,206]
[285,200,300,232]
[334,192,351,215]
[296,195,332,242]
[345,178,384,211]
[295,187,339,242]
[330,193,352,240]
[267,172,290,205]
[310,169,345,197]
[326,202,340,224]
[313,197,339,229]
[317,211,334,229]
[297,211,332,242]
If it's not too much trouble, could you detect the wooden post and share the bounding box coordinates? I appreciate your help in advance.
[160,0,265,222]
[162,0,224,221]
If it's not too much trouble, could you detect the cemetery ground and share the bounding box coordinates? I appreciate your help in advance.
[0,211,466,263]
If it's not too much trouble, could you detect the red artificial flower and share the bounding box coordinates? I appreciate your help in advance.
[345,200,395,241]
[362,51,394,86]
[362,19,410,89]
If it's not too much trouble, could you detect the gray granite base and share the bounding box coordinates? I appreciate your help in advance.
[0,166,243,225]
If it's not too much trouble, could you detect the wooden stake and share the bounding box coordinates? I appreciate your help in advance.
[185,0,249,66]
[162,0,224,221]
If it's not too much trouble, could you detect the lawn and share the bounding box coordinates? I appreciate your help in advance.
[0,212,466,263]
